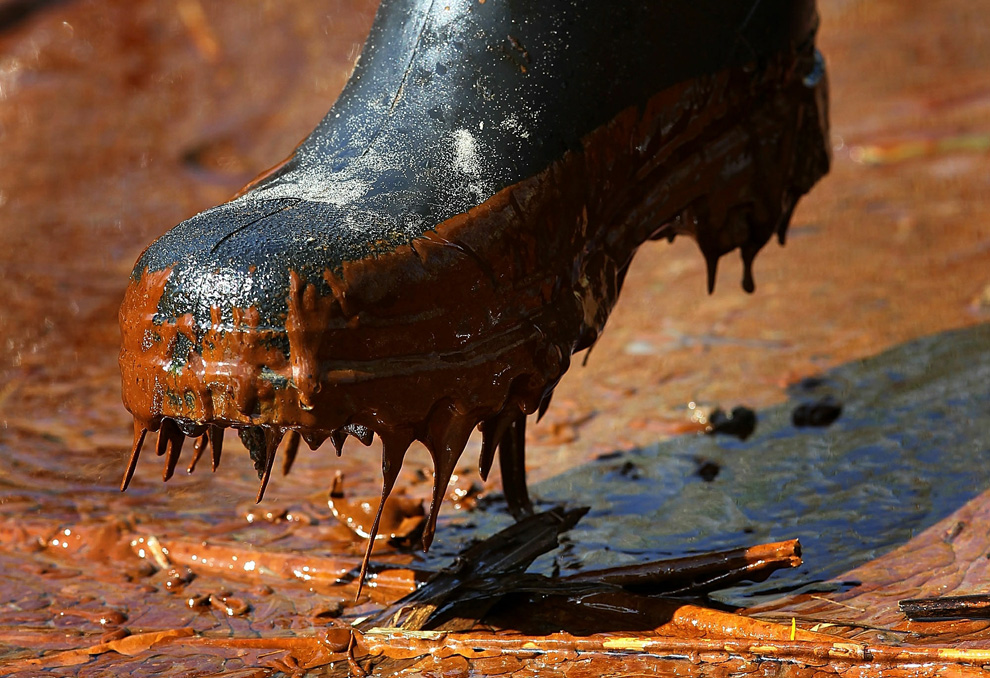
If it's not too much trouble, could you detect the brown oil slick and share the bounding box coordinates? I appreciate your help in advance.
[327,472,425,546]
[118,43,829,585]
[6,0,990,672]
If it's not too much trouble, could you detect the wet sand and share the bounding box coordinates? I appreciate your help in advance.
[1,0,989,673]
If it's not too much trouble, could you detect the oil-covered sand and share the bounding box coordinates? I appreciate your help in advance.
[1,0,989,674]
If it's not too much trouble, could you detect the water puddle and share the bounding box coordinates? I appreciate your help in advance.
[491,323,990,606]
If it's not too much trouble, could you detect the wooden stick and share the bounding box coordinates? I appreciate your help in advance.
[563,539,802,594]
[900,594,990,621]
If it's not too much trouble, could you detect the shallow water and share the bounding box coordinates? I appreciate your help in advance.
[520,323,990,606]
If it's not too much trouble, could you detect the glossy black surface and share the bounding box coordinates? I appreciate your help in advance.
[528,324,990,607]
[135,0,818,327]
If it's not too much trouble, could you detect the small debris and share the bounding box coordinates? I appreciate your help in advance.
[98,610,127,627]
[792,396,843,427]
[695,459,721,482]
[617,460,642,479]
[186,594,210,609]
[706,406,757,440]
[162,566,195,592]
[209,592,251,617]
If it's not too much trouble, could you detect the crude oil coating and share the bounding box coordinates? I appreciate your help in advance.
[118,0,830,569]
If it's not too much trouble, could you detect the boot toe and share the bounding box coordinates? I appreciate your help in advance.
[120,189,556,438]
[137,196,366,327]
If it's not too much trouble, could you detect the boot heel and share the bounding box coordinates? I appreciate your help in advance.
[632,45,831,295]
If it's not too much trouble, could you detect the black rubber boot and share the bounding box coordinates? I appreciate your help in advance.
[119,0,830,563]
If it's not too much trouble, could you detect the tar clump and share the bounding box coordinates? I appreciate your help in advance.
[706,406,757,440]
[792,396,843,427]
[695,459,721,482]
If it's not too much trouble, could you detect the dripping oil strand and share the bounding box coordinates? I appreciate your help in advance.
[120,423,147,492]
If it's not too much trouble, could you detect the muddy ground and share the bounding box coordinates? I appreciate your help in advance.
[1,0,989,675]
